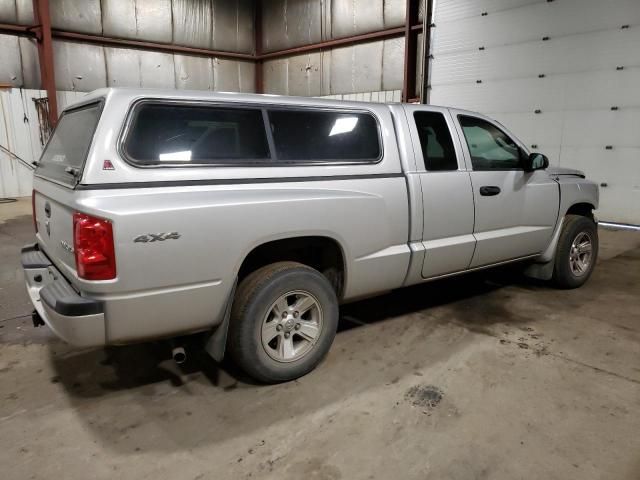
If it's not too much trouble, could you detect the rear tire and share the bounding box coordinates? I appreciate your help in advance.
[552,214,598,289]
[227,262,339,383]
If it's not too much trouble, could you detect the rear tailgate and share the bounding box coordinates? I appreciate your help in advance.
[32,101,103,279]
[33,185,77,275]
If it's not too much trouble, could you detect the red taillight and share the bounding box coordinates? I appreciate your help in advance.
[32,190,38,233]
[73,212,116,280]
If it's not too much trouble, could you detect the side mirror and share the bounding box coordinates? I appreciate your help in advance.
[524,152,549,172]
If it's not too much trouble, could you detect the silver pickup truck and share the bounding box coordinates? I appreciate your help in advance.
[22,88,599,382]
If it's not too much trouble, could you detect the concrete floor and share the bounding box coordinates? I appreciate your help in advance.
[1,197,639,480]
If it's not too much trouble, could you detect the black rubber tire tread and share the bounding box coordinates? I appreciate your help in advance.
[227,261,339,383]
[552,214,598,289]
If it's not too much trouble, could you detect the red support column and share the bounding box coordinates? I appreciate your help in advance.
[254,0,263,94]
[402,0,420,102]
[420,0,434,104]
[32,0,58,126]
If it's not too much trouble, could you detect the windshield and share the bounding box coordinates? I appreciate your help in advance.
[36,102,103,186]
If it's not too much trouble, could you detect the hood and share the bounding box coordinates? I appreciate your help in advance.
[547,166,585,178]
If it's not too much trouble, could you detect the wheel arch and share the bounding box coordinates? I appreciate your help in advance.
[236,234,348,299]
[565,202,596,219]
[207,234,348,363]
[525,204,598,281]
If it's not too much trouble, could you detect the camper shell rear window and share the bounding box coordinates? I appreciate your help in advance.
[36,101,103,186]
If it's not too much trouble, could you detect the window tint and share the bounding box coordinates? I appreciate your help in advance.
[123,103,270,165]
[458,115,523,170]
[268,109,380,162]
[413,111,458,171]
[37,102,102,186]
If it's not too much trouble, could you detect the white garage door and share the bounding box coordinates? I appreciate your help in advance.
[428,0,640,225]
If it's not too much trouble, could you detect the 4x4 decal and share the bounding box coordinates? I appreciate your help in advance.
[134,232,181,243]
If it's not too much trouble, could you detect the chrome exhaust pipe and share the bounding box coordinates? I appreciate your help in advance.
[172,346,187,364]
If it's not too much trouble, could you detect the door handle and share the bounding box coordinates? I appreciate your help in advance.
[479,186,501,196]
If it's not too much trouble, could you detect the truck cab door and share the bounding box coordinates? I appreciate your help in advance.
[453,113,560,267]
[405,106,476,278]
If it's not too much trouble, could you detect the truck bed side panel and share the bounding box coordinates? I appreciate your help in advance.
[55,177,410,343]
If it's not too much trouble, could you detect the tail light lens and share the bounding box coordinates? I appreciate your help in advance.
[32,190,37,233]
[73,212,116,280]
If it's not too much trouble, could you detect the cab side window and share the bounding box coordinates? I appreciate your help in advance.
[413,111,458,171]
[458,115,523,170]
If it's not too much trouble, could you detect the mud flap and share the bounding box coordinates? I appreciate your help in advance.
[523,260,554,281]
[204,279,237,362]
[524,216,565,281]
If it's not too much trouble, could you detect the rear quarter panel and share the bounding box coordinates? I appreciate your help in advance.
[76,179,409,342]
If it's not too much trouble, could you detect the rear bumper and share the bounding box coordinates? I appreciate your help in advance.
[21,243,106,347]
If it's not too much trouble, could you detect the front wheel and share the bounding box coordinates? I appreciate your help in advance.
[227,262,339,383]
[552,214,598,289]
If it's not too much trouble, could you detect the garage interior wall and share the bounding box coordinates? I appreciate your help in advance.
[0,0,256,91]
[428,0,640,225]
[0,0,425,198]
[0,89,87,197]
[261,0,423,97]
[0,0,257,197]
[0,0,638,225]
[267,0,639,225]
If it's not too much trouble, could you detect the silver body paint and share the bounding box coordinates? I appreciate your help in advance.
[25,88,599,347]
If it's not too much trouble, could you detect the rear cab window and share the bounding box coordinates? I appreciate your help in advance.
[121,101,382,167]
[413,111,458,171]
[36,102,103,186]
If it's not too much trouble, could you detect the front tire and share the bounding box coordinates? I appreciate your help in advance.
[552,214,598,289]
[227,262,339,383]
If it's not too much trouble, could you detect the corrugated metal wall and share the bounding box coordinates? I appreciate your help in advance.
[429,0,640,224]
[1,0,427,97]
[321,90,402,102]
[262,0,425,96]
[0,0,256,92]
[0,0,258,197]
[263,36,406,96]
[261,0,412,52]
[0,88,86,198]
[4,2,638,221]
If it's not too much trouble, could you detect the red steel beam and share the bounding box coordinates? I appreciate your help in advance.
[3,12,426,103]
[52,30,255,61]
[0,23,258,61]
[0,23,35,35]
[402,0,420,102]
[0,23,412,63]
[258,26,406,60]
[254,0,263,93]
[53,24,423,63]
[2,22,423,69]
[421,0,434,103]
[32,0,58,126]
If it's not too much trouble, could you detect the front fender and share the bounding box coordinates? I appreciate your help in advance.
[559,179,599,216]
